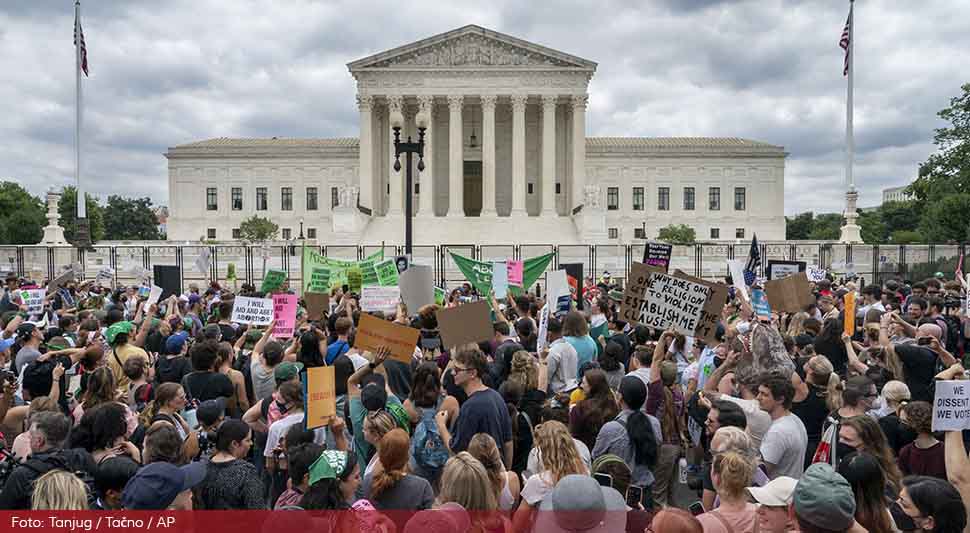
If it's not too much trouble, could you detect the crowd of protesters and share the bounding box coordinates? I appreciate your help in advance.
[0,266,969,533]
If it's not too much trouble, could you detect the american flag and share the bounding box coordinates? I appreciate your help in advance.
[839,3,852,76]
[743,234,761,286]
[74,10,88,76]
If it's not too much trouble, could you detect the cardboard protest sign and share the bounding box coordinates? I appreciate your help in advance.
[20,289,46,315]
[766,260,806,281]
[354,312,420,364]
[673,270,729,345]
[272,294,298,337]
[195,248,212,278]
[643,242,673,272]
[230,296,274,326]
[619,262,664,325]
[375,259,400,287]
[304,292,330,322]
[764,272,815,314]
[96,267,115,287]
[47,270,75,292]
[304,365,336,430]
[261,269,287,293]
[807,265,827,283]
[536,303,551,352]
[492,261,509,299]
[727,259,749,301]
[751,289,772,321]
[843,292,856,337]
[932,381,970,431]
[399,265,434,312]
[360,286,401,315]
[639,272,712,335]
[436,300,493,349]
[507,260,523,286]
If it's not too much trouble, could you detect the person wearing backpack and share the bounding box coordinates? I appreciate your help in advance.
[0,411,96,509]
[404,362,458,487]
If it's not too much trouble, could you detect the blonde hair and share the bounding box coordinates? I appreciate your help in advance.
[712,451,755,501]
[508,350,538,390]
[535,421,587,484]
[31,470,89,510]
[438,452,497,511]
[787,312,810,337]
[363,410,397,442]
[467,433,506,499]
[711,426,754,459]
[881,380,911,410]
[806,355,842,411]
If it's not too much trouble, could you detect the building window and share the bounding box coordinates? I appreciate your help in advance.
[232,228,241,239]
[634,227,646,239]
[709,187,720,210]
[556,183,561,194]
[331,187,339,208]
[684,187,695,210]
[231,187,242,211]
[414,183,420,194]
[281,187,293,211]
[736,228,745,239]
[734,187,746,210]
[206,188,217,211]
[528,183,534,194]
[207,228,216,239]
[658,187,670,211]
[256,187,267,211]
[282,228,292,240]
[307,228,317,239]
[607,187,619,210]
[306,187,318,211]
[632,187,644,211]
[710,228,720,239]
[608,228,619,239]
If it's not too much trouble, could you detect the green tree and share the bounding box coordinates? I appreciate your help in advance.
[239,215,279,277]
[657,224,696,244]
[858,209,887,244]
[0,182,45,244]
[58,186,104,244]
[785,212,815,240]
[890,230,923,244]
[918,193,970,243]
[807,213,842,240]
[910,82,970,203]
[880,201,921,235]
[103,195,161,240]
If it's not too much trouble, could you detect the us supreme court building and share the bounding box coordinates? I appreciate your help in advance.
[165,25,787,245]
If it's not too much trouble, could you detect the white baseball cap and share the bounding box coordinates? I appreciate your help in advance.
[747,476,798,507]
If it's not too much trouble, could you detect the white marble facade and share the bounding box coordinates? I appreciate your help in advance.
[166,25,787,245]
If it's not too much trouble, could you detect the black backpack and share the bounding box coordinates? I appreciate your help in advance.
[21,452,97,508]
[939,315,963,356]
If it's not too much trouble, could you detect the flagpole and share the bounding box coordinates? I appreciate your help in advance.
[839,0,862,243]
[75,1,84,221]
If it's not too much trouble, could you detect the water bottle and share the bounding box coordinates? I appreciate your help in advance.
[678,458,688,484]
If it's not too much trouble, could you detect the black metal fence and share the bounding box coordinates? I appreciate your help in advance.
[2,242,966,293]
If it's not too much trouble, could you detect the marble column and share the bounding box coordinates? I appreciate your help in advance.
[571,94,588,213]
[511,94,528,216]
[447,95,464,216]
[480,95,497,217]
[387,95,404,216]
[356,95,374,212]
[541,95,557,217]
[417,96,436,217]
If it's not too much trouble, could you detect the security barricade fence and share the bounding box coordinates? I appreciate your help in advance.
[2,242,966,295]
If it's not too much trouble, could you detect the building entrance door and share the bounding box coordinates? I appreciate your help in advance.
[463,161,482,217]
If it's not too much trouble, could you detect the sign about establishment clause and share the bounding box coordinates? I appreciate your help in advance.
[932,381,970,432]
[638,272,711,336]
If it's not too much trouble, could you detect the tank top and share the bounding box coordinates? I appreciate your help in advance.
[792,385,828,441]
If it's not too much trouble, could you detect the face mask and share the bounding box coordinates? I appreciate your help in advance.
[836,442,857,460]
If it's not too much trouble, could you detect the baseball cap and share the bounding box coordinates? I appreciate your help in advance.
[747,476,798,507]
[793,463,856,531]
[202,324,222,341]
[165,331,189,355]
[274,361,304,382]
[361,382,387,412]
[536,474,626,533]
[196,397,226,427]
[122,461,206,510]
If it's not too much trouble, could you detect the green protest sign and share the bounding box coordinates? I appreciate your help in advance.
[434,286,446,306]
[302,248,384,293]
[261,269,287,293]
[347,267,363,294]
[375,259,400,287]
[307,266,331,293]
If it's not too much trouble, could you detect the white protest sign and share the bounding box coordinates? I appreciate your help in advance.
[195,248,212,277]
[492,261,509,299]
[932,381,970,431]
[20,289,46,315]
[638,273,712,336]
[807,265,827,283]
[727,259,749,301]
[142,285,163,312]
[536,303,551,352]
[399,265,434,312]
[230,296,274,326]
[360,286,401,315]
[96,267,115,287]
[546,270,570,314]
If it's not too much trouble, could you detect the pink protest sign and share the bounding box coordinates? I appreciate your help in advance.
[507,260,524,286]
[272,294,298,338]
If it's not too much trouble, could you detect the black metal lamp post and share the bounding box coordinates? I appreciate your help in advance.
[392,114,427,259]
[299,217,305,240]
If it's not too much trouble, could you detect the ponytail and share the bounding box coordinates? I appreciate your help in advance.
[370,429,409,500]
[826,372,843,411]
[626,411,658,467]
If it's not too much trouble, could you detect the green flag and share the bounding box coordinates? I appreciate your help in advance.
[449,251,555,296]
[302,248,384,293]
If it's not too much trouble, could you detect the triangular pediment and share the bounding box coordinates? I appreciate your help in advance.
[348,25,596,72]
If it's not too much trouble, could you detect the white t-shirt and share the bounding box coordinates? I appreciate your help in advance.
[760,413,808,479]
[264,411,327,457]
[524,438,590,480]
[719,396,772,451]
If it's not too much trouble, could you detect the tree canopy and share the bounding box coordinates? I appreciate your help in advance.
[238,215,279,244]
[657,223,696,244]
[103,195,161,240]
[0,182,45,244]
[58,186,105,244]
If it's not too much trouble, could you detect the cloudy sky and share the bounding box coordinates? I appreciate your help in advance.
[1,0,966,215]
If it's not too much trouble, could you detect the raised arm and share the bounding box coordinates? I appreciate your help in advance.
[842,333,869,374]
[252,320,276,358]
[650,331,672,383]
[347,346,388,398]
[132,304,155,348]
[879,312,898,362]
[490,293,509,325]
[3,314,23,339]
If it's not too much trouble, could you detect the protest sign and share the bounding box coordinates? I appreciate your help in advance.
[639,273,712,336]
[195,248,211,278]
[536,303,550,352]
[434,286,446,306]
[375,259,400,287]
[619,262,664,325]
[137,286,150,298]
[764,272,815,314]
[751,289,772,321]
[47,269,75,292]
[146,285,163,309]
[20,289,46,315]
[304,365,336,430]
[360,286,401,315]
[507,260,523,286]
[643,242,673,272]
[766,260,806,281]
[492,261,509,299]
[450,251,555,296]
[272,294,298,337]
[153,265,181,300]
[399,265,434,312]
[96,267,115,287]
[673,270,729,345]
[394,255,410,274]
[230,296,274,326]
[807,265,827,283]
[843,292,856,337]
[546,270,571,314]
[347,267,363,294]
[727,259,749,301]
[304,292,330,322]
[354,312,420,364]
[261,269,287,293]
[561,263,584,304]
[932,381,970,431]
[436,300,493,349]
[306,265,332,294]
[129,265,151,286]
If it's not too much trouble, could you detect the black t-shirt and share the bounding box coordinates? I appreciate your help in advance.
[879,413,917,456]
[792,385,830,442]
[156,355,192,385]
[450,388,512,455]
[606,333,633,371]
[181,371,234,402]
[893,344,938,402]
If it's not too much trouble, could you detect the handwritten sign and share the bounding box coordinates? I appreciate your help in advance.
[347,267,363,294]
[230,296,274,326]
[261,269,287,293]
[507,260,524,286]
[932,381,970,431]
[304,292,330,322]
[20,289,46,315]
[436,300,493,349]
[399,265,434,312]
[764,272,815,314]
[766,260,806,281]
[305,365,336,430]
[751,289,772,321]
[843,292,856,337]
[675,270,729,345]
[492,261,509,299]
[143,285,163,312]
[354,312,420,364]
[96,267,115,287]
[643,242,673,272]
[272,293,298,337]
[807,265,827,283]
[47,270,75,292]
[375,259,400,287]
[619,262,664,325]
[360,286,401,315]
[537,303,551,352]
[307,266,331,294]
[639,273,711,336]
